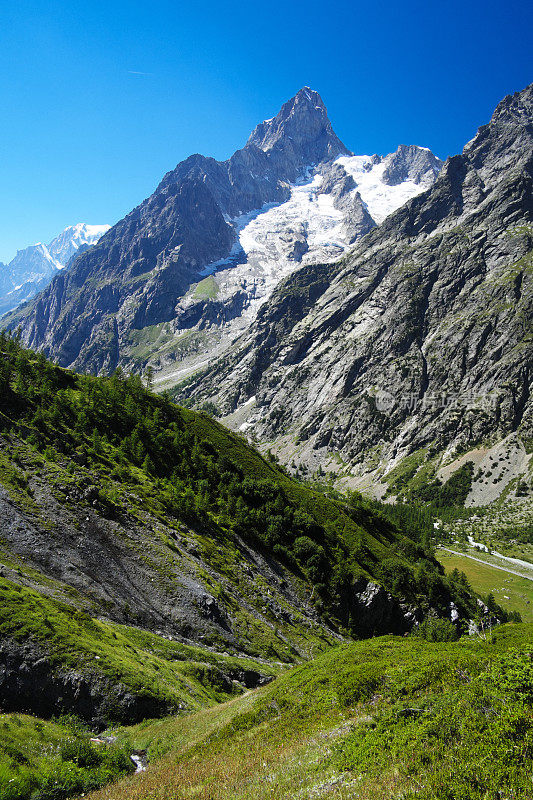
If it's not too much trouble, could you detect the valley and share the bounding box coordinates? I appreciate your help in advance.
[0,334,528,799]
[0,76,531,800]
[436,549,533,622]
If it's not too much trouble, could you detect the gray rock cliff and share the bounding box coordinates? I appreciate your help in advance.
[181,84,533,485]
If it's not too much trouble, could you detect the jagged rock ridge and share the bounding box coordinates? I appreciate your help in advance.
[4,88,441,380]
[181,84,533,495]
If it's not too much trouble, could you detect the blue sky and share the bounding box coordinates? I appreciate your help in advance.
[0,0,531,263]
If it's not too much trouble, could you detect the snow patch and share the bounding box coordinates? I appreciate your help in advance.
[190,152,442,348]
[335,154,433,223]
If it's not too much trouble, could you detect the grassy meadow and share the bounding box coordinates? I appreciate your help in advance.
[79,624,533,800]
[437,549,533,623]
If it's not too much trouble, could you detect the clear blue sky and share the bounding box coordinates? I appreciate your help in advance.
[0,0,531,263]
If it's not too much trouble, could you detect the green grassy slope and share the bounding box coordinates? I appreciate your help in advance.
[80,623,533,800]
[0,714,135,800]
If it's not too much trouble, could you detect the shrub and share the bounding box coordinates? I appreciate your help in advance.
[378,558,414,594]
[59,738,102,768]
[413,617,459,642]
[335,662,384,707]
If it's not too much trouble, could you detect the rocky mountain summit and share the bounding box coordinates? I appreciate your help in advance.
[4,89,441,381]
[0,223,110,316]
[181,84,533,499]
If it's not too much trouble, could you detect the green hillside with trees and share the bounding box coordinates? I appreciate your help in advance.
[0,332,489,632]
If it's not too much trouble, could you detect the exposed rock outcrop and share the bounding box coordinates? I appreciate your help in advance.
[349,581,421,637]
[4,90,441,385]
[382,144,442,186]
[182,84,533,485]
[0,638,170,728]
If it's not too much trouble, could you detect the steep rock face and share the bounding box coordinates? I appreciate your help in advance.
[349,581,421,637]
[0,638,169,727]
[382,144,442,186]
[246,87,349,175]
[182,84,533,486]
[5,89,441,380]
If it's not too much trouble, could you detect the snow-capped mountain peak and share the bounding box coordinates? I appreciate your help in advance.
[0,223,110,316]
[4,86,445,383]
[47,223,111,266]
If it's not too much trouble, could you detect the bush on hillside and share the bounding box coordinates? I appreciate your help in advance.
[413,616,459,642]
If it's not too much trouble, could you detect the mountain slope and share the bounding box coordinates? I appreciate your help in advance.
[3,624,531,800]
[4,89,441,380]
[0,223,110,316]
[0,336,488,723]
[85,624,533,800]
[181,84,533,499]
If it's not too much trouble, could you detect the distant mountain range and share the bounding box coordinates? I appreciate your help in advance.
[3,88,441,378]
[0,223,110,316]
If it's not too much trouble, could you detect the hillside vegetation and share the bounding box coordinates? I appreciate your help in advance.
[77,623,533,800]
[0,333,521,799]
[2,621,531,799]
[0,332,485,638]
[0,714,135,800]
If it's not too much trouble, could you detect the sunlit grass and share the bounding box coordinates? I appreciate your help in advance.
[86,625,533,800]
[437,549,533,622]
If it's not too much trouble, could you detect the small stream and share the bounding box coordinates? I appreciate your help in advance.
[130,751,148,773]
